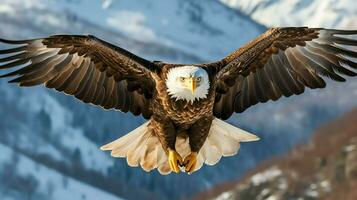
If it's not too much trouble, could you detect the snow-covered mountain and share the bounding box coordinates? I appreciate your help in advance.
[220,0,357,28]
[0,0,356,199]
[0,143,123,200]
[53,0,264,61]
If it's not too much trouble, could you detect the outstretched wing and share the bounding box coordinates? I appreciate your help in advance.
[0,35,159,119]
[210,27,357,119]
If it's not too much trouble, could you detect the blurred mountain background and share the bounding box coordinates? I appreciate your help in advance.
[195,108,357,200]
[0,0,356,200]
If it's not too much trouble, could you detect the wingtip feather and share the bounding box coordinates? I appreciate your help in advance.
[0,37,32,44]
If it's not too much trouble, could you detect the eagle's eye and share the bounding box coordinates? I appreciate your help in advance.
[197,77,202,82]
[179,77,185,82]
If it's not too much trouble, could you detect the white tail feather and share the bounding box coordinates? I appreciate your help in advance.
[101,118,259,175]
[193,118,259,172]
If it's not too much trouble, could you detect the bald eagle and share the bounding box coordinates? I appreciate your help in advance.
[1,27,357,174]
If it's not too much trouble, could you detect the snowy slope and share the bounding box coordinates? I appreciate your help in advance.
[200,109,357,200]
[0,143,122,200]
[1,0,356,199]
[219,0,357,28]
[41,0,264,61]
[0,0,206,63]
[3,87,114,173]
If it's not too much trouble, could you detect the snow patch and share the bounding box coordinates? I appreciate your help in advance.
[251,167,282,186]
[220,0,357,28]
[101,0,113,9]
[344,145,356,152]
[107,11,156,41]
[215,191,234,200]
[0,4,15,16]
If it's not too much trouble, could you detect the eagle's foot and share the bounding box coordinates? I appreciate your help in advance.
[183,152,197,174]
[168,148,183,173]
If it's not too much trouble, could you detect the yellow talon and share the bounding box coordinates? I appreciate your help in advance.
[168,148,183,173]
[184,152,197,174]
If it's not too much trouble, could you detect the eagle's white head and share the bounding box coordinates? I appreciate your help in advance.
[166,66,210,103]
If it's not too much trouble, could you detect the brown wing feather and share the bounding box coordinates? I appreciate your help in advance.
[0,35,158,119]
[211,27,357,119]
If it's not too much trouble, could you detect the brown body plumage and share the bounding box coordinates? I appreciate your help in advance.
[150,63,216,152]
[1,27,357,174]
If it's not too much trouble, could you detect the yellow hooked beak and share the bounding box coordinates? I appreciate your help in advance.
[189,78,197,94]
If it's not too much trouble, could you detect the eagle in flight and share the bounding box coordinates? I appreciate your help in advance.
[1,27,357,174]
